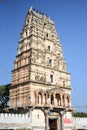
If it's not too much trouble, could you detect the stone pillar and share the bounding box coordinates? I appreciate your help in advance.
[59,110,66,130]
[57,117,60,130]
[45,93,47,104]
[42,93,44,104]
[60,95,62,106]
[60,114,64,130]
[48,94,51,105]
[44,109,49,130]
[34,92,37,105]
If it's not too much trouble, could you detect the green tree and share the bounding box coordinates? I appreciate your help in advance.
[72,112,87,117]
[0,84,10,112]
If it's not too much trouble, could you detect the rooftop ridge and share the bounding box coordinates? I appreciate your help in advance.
[29,6,50,19]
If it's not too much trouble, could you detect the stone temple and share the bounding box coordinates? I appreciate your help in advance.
[8,7,73,130]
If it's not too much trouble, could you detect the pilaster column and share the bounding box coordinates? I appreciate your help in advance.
[57,117,60,130]
[59,113,63,130]
[44,109,49,130]
[60,95,62,106]
[48,94,51,105]
[59,110,66,130]
[35,92,38,105]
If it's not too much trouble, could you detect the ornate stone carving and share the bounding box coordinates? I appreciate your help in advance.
[35,75,46,83]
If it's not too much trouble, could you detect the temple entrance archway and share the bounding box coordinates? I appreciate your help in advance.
[49,118,57,130]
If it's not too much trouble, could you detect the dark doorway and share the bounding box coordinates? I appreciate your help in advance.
[49,119,57,130]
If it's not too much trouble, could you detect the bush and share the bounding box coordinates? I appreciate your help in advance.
[72,112,87,117]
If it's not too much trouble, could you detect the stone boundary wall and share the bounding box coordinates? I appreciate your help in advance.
[1,113,87,130]
[73,117,87,129]
[0,113,30,123]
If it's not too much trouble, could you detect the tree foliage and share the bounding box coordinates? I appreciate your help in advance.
[72,112,87,117]
[0,84,10,112]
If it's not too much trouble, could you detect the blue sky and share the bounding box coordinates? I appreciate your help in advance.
[0,0,87,112]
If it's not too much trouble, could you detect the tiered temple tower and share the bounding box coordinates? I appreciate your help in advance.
[10,8,71,108]
[9,7,72,130]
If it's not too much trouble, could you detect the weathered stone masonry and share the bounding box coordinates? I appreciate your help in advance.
[10,7,71,110]
[8,7,73,130]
